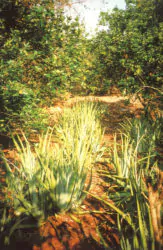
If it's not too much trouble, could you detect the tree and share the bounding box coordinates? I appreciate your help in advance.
[91,0,163,101]
[0,0,91,133]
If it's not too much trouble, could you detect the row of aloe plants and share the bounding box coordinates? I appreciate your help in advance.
[0,101,105,246]
[93,114,162,250]
[0,101,162,249]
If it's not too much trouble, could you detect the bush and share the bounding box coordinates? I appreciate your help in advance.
[0,0,93,133]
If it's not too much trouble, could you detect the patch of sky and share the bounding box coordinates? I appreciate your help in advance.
[64,0,126,36]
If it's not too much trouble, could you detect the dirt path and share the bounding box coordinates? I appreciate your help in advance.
[0,95,144,250]
[47,95,144,143]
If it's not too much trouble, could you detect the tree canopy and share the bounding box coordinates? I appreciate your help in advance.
[0,0,92,132]
[91,0,163,99]
[0,0,162,133]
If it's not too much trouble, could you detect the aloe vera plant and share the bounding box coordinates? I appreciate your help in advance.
[2,101,104,224]
[95,116,161,250]
[52,101,105,210]
[55,101,105,162]
[120,115,162,156]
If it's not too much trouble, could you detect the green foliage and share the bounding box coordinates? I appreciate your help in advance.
[0,0,92,133]
[97,140,155,248]
[55,101,105,162]
[90,0,163,97]
[120,115,162,156]
[94,115,163,249]
[1,0,162,132]
[0,82,49,134]
[1,101,104,244]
